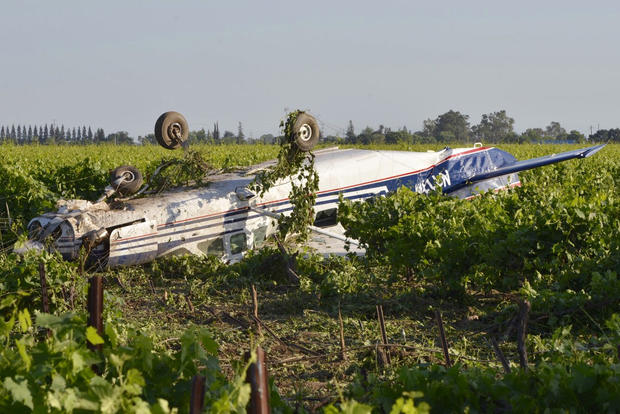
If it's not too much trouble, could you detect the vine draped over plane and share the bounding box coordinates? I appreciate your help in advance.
[249,110,319,242]
[147,149,212,193]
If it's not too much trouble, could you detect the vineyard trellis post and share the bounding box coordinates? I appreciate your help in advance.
[338,303,346,361]
[87,275,104,353]
[189,375,206,414]
[435,309,452,367]
[376,305,390,365]
[517,299,530,370]
[38,261,50,313]
[246,346,270,414]
[489,336,511,374]
[251,284,261,336]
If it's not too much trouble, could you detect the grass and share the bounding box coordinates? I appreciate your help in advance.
[95,251,549,409]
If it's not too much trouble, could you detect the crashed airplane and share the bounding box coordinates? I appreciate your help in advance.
[21,111,605,268]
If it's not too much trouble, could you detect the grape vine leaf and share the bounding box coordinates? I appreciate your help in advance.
[86,326,104,345]
[3,377,33,409]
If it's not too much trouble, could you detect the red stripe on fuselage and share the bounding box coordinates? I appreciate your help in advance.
[110,232,158,244]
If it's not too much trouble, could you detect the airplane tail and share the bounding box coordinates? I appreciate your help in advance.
[443,144,606,193]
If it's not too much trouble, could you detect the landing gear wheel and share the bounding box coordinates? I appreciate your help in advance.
[292,113,319,152]
[110,165,143,196]
[154,111,189,150]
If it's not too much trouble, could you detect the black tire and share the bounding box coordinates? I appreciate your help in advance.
[292,113,319,151]
[110,165,143,196]
[154,111,189,150]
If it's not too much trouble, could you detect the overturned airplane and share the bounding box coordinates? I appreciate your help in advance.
[21,111,605,267]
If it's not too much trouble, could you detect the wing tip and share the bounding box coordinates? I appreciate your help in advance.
[582,144,606,158]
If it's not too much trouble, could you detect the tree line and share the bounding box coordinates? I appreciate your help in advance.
[2,110,618,146]
[137,121,281,145]
[0,124,135,144]
[338,110,619,145]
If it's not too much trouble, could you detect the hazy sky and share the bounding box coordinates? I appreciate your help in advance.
[1,1,619,139]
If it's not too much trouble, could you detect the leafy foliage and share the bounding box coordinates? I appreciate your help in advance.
[339,145,619,318]
[0,250,85,319]
[342,315,620,412]
[0,311,250,413]
[347,355,620,413]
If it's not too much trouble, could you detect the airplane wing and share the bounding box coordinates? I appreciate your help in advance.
[443,144,606,193]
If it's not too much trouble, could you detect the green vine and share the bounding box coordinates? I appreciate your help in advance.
[249,111,319,242]
[147,149,212,193]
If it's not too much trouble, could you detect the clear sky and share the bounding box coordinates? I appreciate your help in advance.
[1,1,619,139]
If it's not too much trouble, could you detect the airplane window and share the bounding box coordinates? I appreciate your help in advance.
[253,225,268,248]
[230,233,247,255]
[313,208,338,228]
[198,237,224,257]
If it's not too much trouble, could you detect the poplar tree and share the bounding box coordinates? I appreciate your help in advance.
[346,120,356,142]
[213,122,220,143]
[95,128,105,142]
[237,121,245,144]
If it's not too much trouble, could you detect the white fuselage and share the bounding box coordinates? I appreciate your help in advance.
[26,146,519,267]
